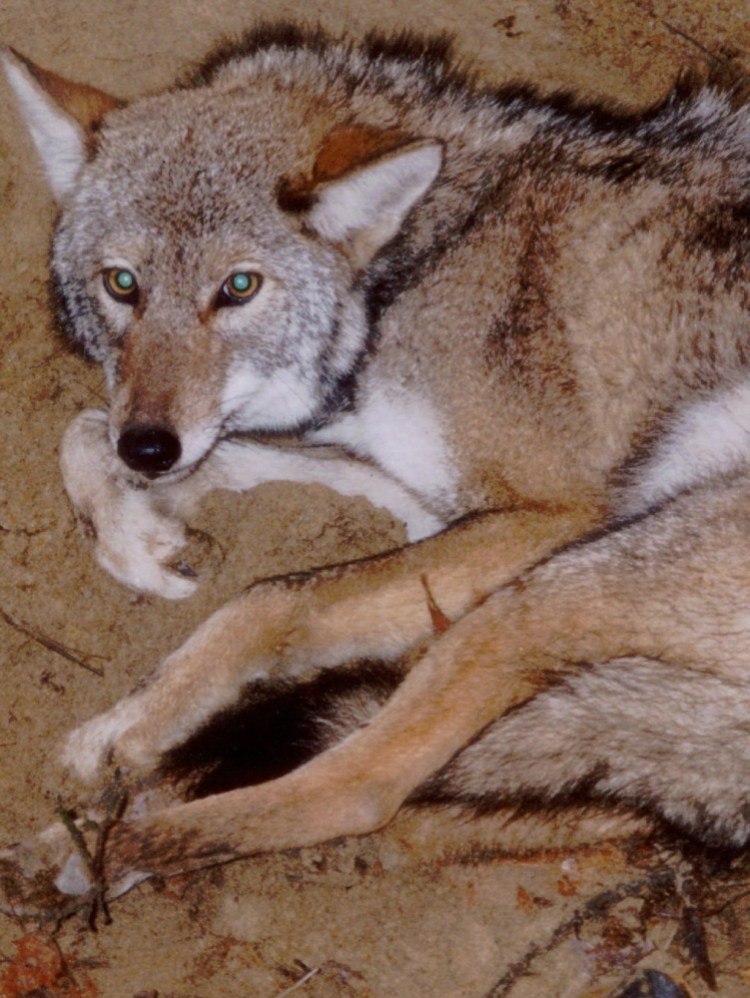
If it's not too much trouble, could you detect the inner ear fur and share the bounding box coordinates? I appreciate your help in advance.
[279,123,443,266]
[6,47,124,131]
[2,46,124,200]
[279,124,420,212]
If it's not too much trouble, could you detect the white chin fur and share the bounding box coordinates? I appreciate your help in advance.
[221,364,317,432]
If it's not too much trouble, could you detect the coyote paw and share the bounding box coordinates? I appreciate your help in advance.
[0,814,148,921]
[61,691,179,785]
[0,825,90,920]
[61,696,148,784]
[61,408,199,599]
[92,489,198,599]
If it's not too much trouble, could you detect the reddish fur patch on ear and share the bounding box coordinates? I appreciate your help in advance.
[278,124,413,214]
[312,124,413,182]
[10,48,124,130]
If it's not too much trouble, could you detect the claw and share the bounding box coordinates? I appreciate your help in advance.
[96,541,198,598]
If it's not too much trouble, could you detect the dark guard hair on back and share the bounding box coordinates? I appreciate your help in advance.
[185,20,750,132]
[183,22,332,88]
[183,19,477,97]
[180,24,750,346]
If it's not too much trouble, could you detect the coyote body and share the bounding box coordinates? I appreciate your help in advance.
[4,25,750,904]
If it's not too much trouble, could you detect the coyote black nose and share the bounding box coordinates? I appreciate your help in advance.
[117,423,182,475]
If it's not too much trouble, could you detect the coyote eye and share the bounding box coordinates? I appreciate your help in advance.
[217,271,262,307]
[103,267,139,305]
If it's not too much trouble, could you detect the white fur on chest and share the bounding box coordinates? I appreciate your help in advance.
[620,381,750,514]
[314,391,458,512]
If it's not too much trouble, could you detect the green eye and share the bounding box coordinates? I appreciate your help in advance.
[219,271,262,306]
[104,267,138,303]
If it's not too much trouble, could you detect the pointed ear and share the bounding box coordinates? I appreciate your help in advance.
[1,46,123,201]
[287,126,443,268]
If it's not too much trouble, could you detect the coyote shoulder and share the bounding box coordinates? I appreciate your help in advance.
[4,23,750,906]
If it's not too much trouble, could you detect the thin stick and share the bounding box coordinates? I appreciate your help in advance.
[1,608,104,677]
[55,781,129,931]
[275,966,322,996]
[661,21,723,62]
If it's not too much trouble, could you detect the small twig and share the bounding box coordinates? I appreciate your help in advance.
[0,608,104,677]
[274,965,322,996]
[56,808,98,885]
[55,780,129,931]
[661,21,723,62]
[631,2,736,66]
[53,807,105,931]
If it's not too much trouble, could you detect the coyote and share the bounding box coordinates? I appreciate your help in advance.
[4,23,750,906]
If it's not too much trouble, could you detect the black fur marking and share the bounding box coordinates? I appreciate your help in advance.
[276,176,317,215]
[159,661,402,800]
[412,769,750,851]
[688,199,750,258]
[360,28,478,99]
[310,366,361,426]
[360,29,455,71]
[182,20,746,141]
[310,311,364,428]
[186,21,477,100]
[183,21,334,88]
[50,271,105,362]
[362,164,512,328]
[412,756,614,814]
[581,153,649,185]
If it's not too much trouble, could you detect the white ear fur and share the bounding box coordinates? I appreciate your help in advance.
[308,140,443,258]
[2,48,87,201]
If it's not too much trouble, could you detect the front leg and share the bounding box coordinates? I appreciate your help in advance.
[62,504,593,783]
[203,436,446,542]
[61,413,445,600]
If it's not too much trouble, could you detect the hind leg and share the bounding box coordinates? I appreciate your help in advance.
[7,477,750,910]
[84,476,750,883]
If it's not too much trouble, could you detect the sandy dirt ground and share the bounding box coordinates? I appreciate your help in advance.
[3,1,750,995]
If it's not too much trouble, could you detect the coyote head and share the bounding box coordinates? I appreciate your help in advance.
[3,44,442,477]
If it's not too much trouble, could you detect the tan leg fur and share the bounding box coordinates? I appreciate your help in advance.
[78,472,750,885]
